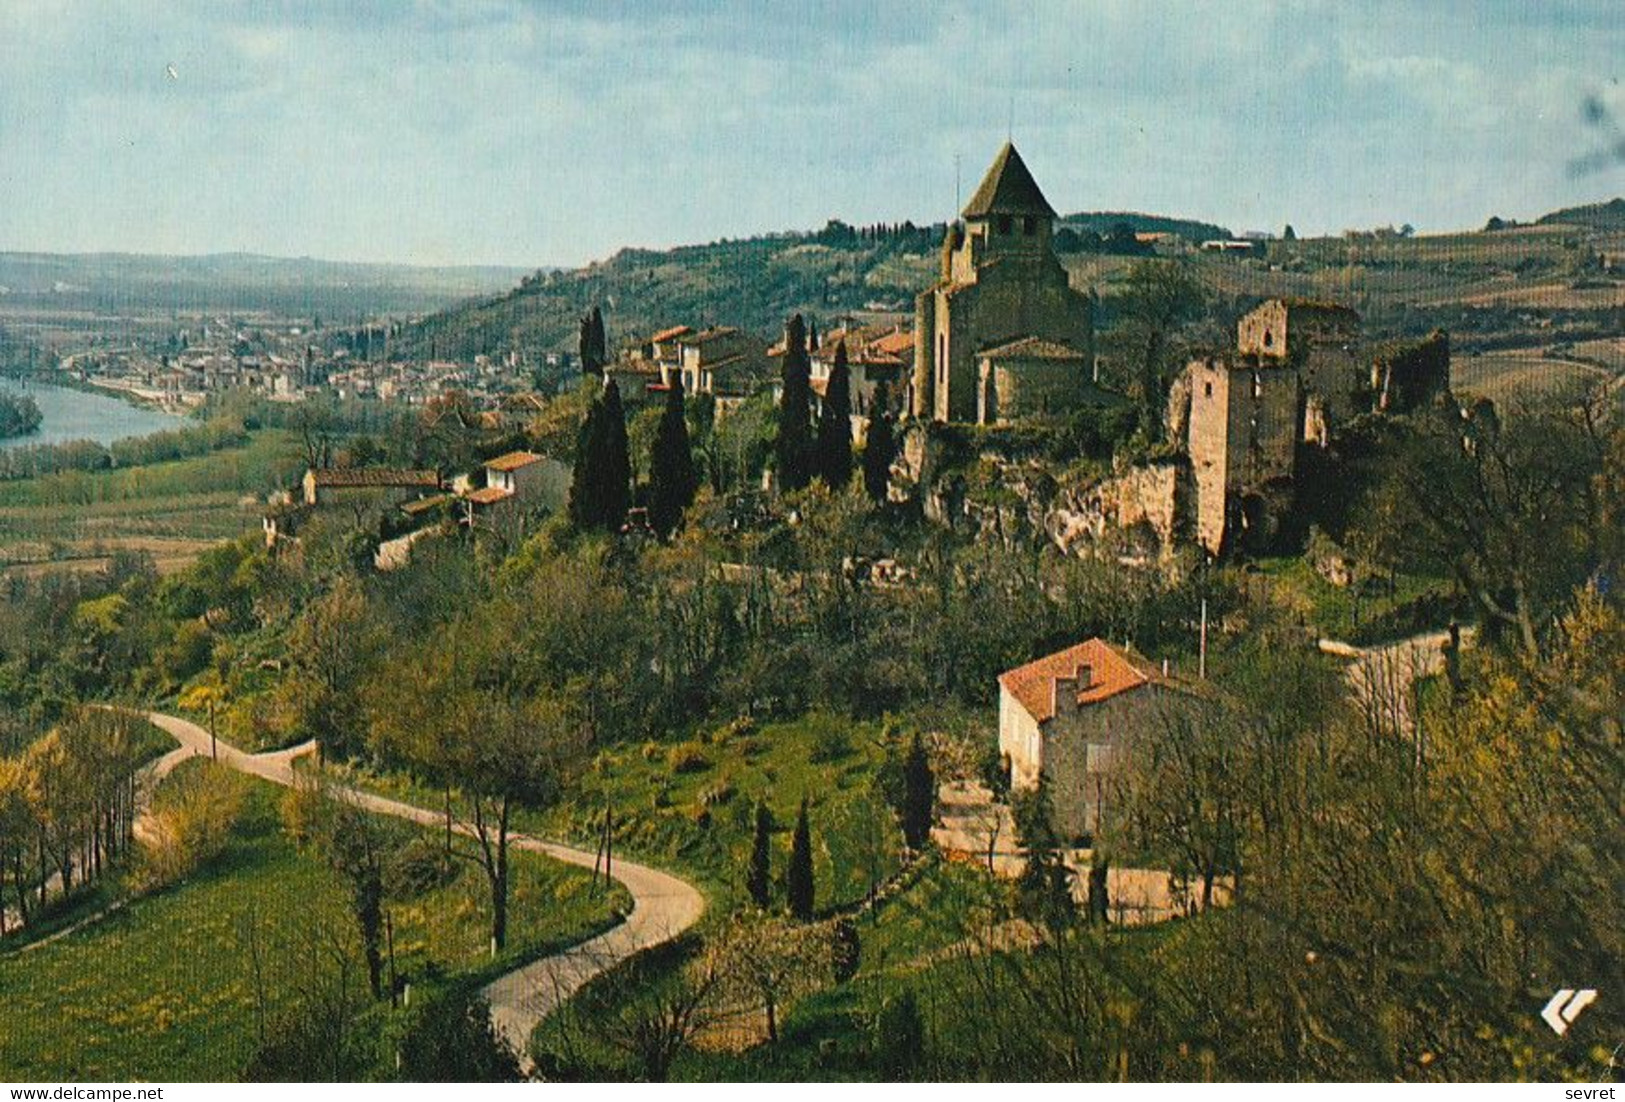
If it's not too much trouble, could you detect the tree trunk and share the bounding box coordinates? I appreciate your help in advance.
[491,796,511,953]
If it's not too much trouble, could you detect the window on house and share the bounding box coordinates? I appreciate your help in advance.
[997,215,1012,235]
[1204,381,1213,397]
[1023,216,1037,235]
[1263,329,1274,348]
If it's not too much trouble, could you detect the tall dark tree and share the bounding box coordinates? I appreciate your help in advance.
[861,381,896,505]
[579,306,607,376]
[900,732,935,850]
[647,375,699,537]
[567,396,603,529]
[775,314,815,492]
[567,379,631,532]
[746,798,773,908]
[786,796,814,920]
[600,378,631,529]
[815,341,854,488]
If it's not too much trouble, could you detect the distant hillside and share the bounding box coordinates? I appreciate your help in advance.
[394,228,942,361]
[1536,197,1625,230]
[395,211,1238,361]
[1058,210,1232,241]
[0,252,532,318]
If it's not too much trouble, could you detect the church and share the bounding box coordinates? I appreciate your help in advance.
[910,143,1098,424]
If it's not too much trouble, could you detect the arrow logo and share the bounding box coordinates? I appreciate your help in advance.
[1541,989,1598,1035]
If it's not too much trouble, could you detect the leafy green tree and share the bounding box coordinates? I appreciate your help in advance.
[900,731,935,850]
[786,795,814,920]
[369,609,587,951]
[861,381,896,504]
[1012,773,1074,933]
[775,314,815,491]
[1113,259,1206,441]
[397,984,522,1082]
[647,375,699,537]
[815,341,853,487]
[746,797,772,908]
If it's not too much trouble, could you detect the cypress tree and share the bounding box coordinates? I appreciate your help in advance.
[600,377,631,530]
[862,381,896,504]
[578,307,606,376]
[567,393,602,528]
[775,314,814,492]
[901,731,935,850]
[746,798,772,908]
[786,796,814,920]
[567,378,631,532]
[648,375,699,537]
[816,340,853,488]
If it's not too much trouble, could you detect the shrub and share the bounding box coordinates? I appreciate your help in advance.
[666,740,710,774]
[874,989,925,1076]
[807,714,853,763]
[133,762,249,890]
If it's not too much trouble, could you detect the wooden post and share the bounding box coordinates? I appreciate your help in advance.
[1198,599,1208,680]
[385,910,398,1008]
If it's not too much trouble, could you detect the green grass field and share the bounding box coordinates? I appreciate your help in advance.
[1251,556,1451,644]
[0,761,625,1082]
[341,712,911,920]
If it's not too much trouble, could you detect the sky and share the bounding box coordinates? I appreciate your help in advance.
[0,0,1621,268]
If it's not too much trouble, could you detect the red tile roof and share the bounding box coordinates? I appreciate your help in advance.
[650,325,694,343]
[464,486,514,506]
[997,639,1159,724]
[485,450,544,472]
[307,467,439,489]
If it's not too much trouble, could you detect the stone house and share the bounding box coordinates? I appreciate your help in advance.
[911,143,1096,424]
[810,324,913,419]
[975,336,1124,425]
[469,450,568,513]
[997,638,1193,841]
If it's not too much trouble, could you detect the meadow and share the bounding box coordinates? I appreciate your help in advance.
[0,761,625,1081]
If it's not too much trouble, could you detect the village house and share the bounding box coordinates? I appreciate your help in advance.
[301,466,441,507]
[997,638,1194,841]
[463,450,569,515]
[810,323,913,419]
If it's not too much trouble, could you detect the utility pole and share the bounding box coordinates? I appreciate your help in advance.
[1198,599,1208,680]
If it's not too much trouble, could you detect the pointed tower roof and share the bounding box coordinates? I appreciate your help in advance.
[961,142,1057,220]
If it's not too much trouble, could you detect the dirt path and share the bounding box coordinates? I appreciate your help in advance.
[138,710,705,1071]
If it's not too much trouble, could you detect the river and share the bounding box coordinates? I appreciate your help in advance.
[0,378,187,450]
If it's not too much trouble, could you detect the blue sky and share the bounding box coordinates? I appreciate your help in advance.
[0,1,1620,267]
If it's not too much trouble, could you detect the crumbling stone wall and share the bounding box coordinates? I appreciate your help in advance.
[1372,330,1451,413]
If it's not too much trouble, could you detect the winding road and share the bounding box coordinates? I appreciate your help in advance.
[138,710,705,1071]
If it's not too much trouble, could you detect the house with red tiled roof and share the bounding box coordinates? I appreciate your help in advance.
[463,450,569,515]
[997,638,1195,840]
